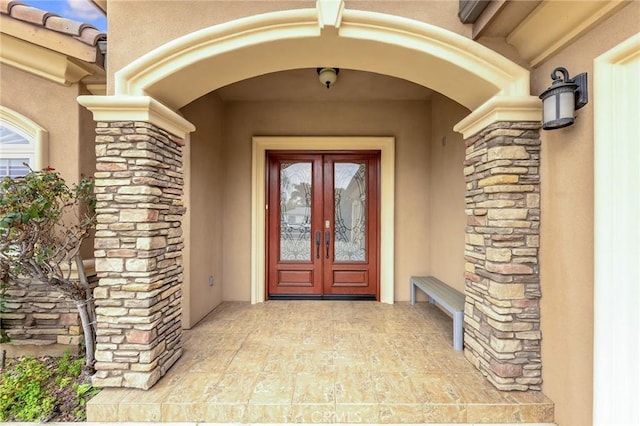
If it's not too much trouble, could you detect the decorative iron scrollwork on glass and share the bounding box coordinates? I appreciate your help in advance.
[334,162,366,262]
[279,162,312,261]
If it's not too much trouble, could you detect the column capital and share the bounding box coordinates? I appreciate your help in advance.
[77,95,195,140]
[454,95,541,139]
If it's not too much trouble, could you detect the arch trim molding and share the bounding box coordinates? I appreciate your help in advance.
[113,3,537,116]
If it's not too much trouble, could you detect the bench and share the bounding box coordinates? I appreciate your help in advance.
[410,276,465,351]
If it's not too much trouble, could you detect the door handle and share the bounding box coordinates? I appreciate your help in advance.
[325,231,330,259]
[315,231,321,259]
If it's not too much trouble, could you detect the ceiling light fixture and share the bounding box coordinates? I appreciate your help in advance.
[317,67,339,89]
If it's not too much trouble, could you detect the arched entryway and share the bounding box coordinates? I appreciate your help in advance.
[80,1,541,391]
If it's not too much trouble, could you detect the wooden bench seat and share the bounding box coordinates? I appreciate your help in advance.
[410,276,465,351]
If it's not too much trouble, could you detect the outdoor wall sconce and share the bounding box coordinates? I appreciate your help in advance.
[317,67,339,89]
[539,67,588,130]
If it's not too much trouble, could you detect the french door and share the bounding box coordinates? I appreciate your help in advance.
[267,151,380,299]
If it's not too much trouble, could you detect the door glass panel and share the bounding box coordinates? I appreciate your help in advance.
[280,162,312,261]
[334,162,366,262]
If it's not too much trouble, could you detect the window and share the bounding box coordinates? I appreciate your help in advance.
[0,106,48,179]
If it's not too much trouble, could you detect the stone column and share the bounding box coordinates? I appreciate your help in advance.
[91,121,185,389]
[463,121,542,391]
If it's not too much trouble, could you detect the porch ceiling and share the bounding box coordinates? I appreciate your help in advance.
[215,68,434,102]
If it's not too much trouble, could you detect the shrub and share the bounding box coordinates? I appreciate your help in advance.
[0,352,99,421]
[0,356,55,421]
[0,168,97,368]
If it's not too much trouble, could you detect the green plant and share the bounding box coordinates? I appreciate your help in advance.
[74,382,99,404]
[0,168,97,368]
[0,356,55,421]
[0,354,100,422]
[57,350,83,378]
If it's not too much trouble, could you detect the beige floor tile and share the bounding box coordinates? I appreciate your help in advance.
[226,348,268,372]
[162,372,224,403]
[86,388,131,421]
[335,371,377,404]
[423,403,468,423]
[332,349,369,370]
[118,402,161,422]
[372,372,420,404]
[204,372,258,403]
[301,330,333,347]
[332,331,363,351]
[466,403,555,423]
[290,403,336,423]
[88,301,554,424]
[204,403,247,422]
[245,404,291,423]
[409,373,463,404]
[366,349,405,372]
[250,372,295,404]
[263,348,298,373]
[293,349,335,372]
[161,402,207,422]
[378,403,425,423]
[335,403,380,423]
[86,399,119,422]
[185,349,237,374]
[449,372,507,403]
[204,332,248,350]
[293,372,335,404]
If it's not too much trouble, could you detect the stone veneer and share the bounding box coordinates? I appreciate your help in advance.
[91,121,184,389]
[1,283,85,346]
[462,121,542,391]
[86,117,542,392]
[1,264,97,351]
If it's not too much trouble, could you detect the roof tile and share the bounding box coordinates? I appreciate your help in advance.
[0,0,23,15]
[9,4,53,26]
[0,0,106,47]
[45,15,87,37]
[75,27,105,46]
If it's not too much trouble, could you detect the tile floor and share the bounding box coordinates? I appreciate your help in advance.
[87,301,554,423]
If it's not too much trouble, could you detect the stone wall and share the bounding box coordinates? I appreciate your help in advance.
[1,262,97,352]
[462,121,542,391]
[92,121,185,389]
[1,283,84,347]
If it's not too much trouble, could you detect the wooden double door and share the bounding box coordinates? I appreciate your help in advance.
[267,151,380,299]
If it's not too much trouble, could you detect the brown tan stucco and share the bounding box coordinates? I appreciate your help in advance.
[531,3,640,425]
[12,0,635,419]
[180,94,225,327]
[178,84,466,311]
[0,64,97,257]
[106,1,470,95]
[1,64,81,182]
[428,93,468,292]
[106,1,314,93]
[217,99,434,302]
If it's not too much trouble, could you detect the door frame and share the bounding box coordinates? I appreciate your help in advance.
[251,136,395,304]
[593,34,639,425]
[266,151,381,299]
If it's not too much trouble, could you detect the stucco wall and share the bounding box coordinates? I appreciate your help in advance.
[180,94,225,327]
[0,64,96,258]
[428,93,468,292]
[106,1,314,92]
[531,3,640,426]
[106,1,470,94]
[217,99,433,302]
[0,63,82,183]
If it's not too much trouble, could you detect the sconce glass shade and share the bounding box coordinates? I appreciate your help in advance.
[539,67,588,130]
[541,81,578,129]
[317,67,339,89]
